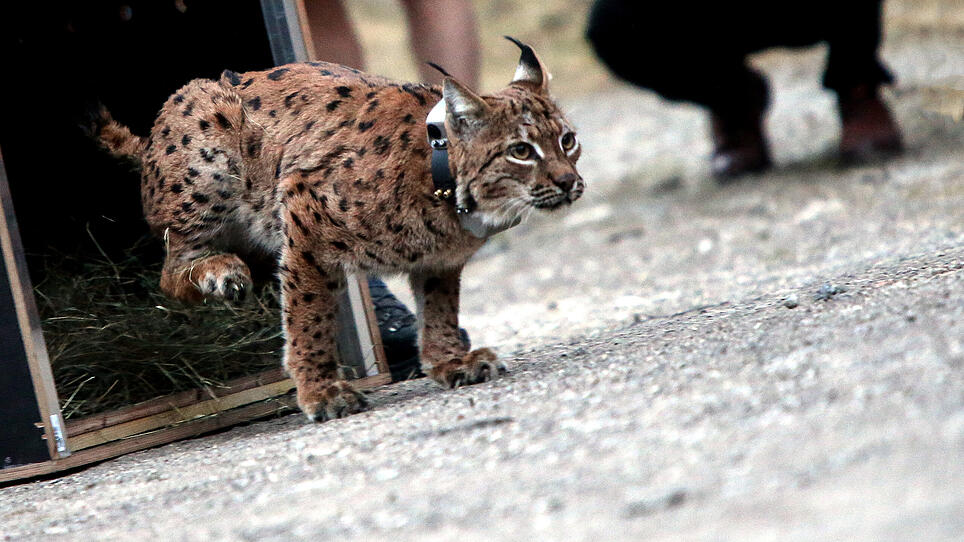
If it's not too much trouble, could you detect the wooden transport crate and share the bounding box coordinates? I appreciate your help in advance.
[0,0,390,484]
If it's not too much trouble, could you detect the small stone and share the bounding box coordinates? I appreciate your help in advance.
[373,468,398,481]
[651,175,682,194]
[783,294,799,309]
[623,487,688,518]
[814,283,847,301]
[697,238,714,254]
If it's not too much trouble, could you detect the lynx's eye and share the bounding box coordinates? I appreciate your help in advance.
[560,132,577,152]
[508,142,536,161]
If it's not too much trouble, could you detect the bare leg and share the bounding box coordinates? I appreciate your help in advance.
[399,0,480,87]
[302,0,366,68]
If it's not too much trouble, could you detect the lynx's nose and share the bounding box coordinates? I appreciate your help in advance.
[552,173,579,192]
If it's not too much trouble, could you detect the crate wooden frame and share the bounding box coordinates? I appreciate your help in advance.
[0,0,389,485]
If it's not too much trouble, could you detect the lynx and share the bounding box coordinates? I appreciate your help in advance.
[94,38,584,421]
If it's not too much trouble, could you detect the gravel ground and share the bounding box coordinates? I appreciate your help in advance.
[2,24,963,542]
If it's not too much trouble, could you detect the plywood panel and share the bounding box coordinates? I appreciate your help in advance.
[0,150,67,463]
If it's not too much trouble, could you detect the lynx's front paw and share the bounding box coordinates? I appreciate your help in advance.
[297,381,369,422]
[429,348,507,389]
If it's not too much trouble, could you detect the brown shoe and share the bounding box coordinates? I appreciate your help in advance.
[709,106,772,180]
[838,85,903,163]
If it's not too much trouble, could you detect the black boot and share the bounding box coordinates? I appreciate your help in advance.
[709,105,772,180]
[837,84,903,163]
[709,71,773,181]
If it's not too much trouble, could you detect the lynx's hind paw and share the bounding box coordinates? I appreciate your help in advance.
[194,256,251,303]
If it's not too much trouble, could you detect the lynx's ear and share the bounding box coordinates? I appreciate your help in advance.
[443,77,490,138]
[505,35,549,92]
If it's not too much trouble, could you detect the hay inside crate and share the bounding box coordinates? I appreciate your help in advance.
[33,235,285,420]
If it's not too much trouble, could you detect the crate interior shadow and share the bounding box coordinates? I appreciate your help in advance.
[0,0,285,419]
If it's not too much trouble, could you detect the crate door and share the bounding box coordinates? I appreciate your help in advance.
[0,151,68,470]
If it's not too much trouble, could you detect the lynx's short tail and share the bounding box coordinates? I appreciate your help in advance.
[85,105,148,165]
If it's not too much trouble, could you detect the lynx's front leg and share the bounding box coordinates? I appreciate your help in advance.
[279,240,367,422]
[410,268,506,388]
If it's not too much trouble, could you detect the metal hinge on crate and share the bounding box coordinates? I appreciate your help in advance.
[49,414,70,456]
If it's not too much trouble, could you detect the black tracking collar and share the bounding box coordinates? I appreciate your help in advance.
[426,101,460,208]
[429,136,459,206]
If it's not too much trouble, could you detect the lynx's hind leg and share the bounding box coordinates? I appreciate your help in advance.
[158,230,252,304]
[143,78,276,305]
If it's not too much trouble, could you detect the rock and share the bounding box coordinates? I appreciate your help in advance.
[814,283,847,301]
[650,175,683,195]
[622,487,688,518]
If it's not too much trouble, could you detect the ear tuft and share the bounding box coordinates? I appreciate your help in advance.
[426,62,452,78]
[505,35,549,92]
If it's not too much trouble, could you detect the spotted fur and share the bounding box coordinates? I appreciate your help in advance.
[94,40,583,421]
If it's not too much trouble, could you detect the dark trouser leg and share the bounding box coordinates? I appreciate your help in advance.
[822,0,892,93]
[586,0,766,110]
[587,0,892,103]
[586,0,900,171]
[706,72,772,179]
[586,0,772,177]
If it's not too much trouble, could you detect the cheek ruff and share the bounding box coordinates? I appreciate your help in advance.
[426,99,523,238]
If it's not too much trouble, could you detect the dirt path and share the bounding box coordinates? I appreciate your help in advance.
[2,22,963,542]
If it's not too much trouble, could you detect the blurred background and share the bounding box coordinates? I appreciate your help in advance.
[349,0,962,173]
[348,1,964,102]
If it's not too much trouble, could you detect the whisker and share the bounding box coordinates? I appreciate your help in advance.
[523,205,536,223]
[502,202,521,224]
[508,198,531,223]
[494,197,525,225]
[498,199,518,224]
